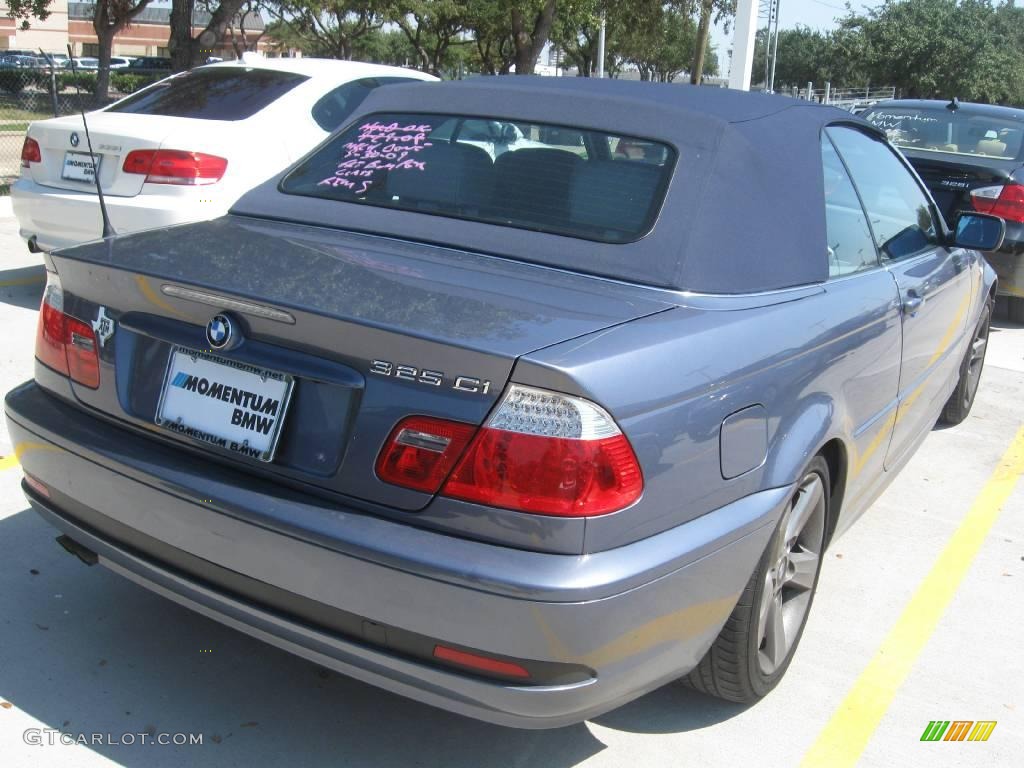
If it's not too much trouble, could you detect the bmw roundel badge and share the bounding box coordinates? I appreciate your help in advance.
[70,132,80,148]
[206,314,234,350]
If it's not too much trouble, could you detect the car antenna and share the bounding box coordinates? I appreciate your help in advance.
[947,96,960,112]
[67,44,115,239]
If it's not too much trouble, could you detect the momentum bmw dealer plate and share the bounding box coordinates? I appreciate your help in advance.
[61,151,100,183]
[155,348,293,462]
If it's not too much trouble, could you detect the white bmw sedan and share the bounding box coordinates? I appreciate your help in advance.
[13,57,436,252]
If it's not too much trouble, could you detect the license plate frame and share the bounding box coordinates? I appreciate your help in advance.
[154,347,294,463]
[61,150,101,182]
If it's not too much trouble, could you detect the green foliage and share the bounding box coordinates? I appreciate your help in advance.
[759,0,1024,105]
[551,1,723,81]
[617,5,718,81]
[60,72,99,95]
[0,70,26,95]
[110,73,155,94]
[389,0,473,75]
[4,0,53,24]
[265,1,387,60]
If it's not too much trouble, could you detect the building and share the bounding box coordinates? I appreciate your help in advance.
[0,1,269,59]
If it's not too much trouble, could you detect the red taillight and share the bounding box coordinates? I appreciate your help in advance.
[35,275,100,388]
[971,183,1024,224]
[375,416,477,494]
[37,289,69,375]
[432,645,530,679]
[448,385,642,517]
[376,386,643,517]
[121,149,228,185]
[21,137,40,168]
[443,429,642,517]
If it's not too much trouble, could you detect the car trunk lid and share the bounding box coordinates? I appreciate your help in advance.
[902,150,1019,226]
[44,215,672,511]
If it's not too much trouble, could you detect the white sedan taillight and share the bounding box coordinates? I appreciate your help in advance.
[21,137,41,168]
[376,385,643,517]
[122,149,228,185]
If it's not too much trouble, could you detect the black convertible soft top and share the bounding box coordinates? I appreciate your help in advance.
[232,76,879,294]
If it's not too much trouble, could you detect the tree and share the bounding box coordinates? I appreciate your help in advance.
[168,1,251,71]
[465,0,515,74]
[388,1,472,76]
[225,0,270,57]
[263,1,386,62]
[690,0,731,84]
[690,0,711,84]
[511,0,556,74]
[4,0,52,24]
[757,0,1024,103]
[466,0,586,75]
[95,1,153,102]
[552,0,659,77]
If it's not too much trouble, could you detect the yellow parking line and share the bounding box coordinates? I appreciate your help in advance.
[0,454,20,471]
[0,275,44,288]
[801,424,1024,768]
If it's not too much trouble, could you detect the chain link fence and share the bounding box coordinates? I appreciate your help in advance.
[0,63,164,182]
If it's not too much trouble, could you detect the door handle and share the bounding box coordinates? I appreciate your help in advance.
[903,291,924,316]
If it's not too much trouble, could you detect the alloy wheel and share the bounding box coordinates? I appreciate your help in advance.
[964,310,990,406]
[756,472,827,675]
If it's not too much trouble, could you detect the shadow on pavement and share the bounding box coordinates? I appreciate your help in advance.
[0,264,44,311]
[0,505,744,768]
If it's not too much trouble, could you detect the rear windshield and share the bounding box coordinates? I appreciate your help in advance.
[108,68,309,121]
[862,106,1024,161]
[280,112,676,243]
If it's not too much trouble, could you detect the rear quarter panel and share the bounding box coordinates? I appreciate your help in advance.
[513,272,906,552]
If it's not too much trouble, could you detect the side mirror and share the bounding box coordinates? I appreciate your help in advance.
[953,212,1005,252]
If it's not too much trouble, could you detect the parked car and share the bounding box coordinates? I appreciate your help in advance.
[5,79,1001,728]
[64,57,100,70]
[862,99,1024,321]
[0,54,48,69]
[109,57,135,69]
[44,52,70,68]
[13,57,436,251]
[128,56,172,71]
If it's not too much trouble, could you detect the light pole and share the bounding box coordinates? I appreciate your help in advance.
[730,0,760,90]
[597,12,606,78]
[768,0,782,92]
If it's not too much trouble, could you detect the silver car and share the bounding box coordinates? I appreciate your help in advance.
[5,78,1003,728]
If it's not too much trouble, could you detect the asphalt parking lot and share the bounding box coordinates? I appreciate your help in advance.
[0,196,1021,768]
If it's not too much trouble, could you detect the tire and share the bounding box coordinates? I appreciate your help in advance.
[685,457,830,703]
[940,298,992,426]
[1008,296,1024,325]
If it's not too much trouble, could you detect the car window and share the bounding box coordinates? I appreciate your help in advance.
[826,126,939,262]
[281,112,676,244]
[108,68,309,121]
[311,77,419,132]
[821,134,878,277]
[609,137,670,165]
[862,105,1024,161]
[425,119,587,160]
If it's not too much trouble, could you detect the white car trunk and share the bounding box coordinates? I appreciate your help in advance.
[26,113,234,197]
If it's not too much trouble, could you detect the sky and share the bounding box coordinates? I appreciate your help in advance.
[711,0,876,78]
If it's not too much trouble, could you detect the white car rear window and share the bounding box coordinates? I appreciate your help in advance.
[108,68,309,121]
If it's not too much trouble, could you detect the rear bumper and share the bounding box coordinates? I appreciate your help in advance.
[10,177,225,251]
[986,250,1024,299]
[5,380,785,728]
